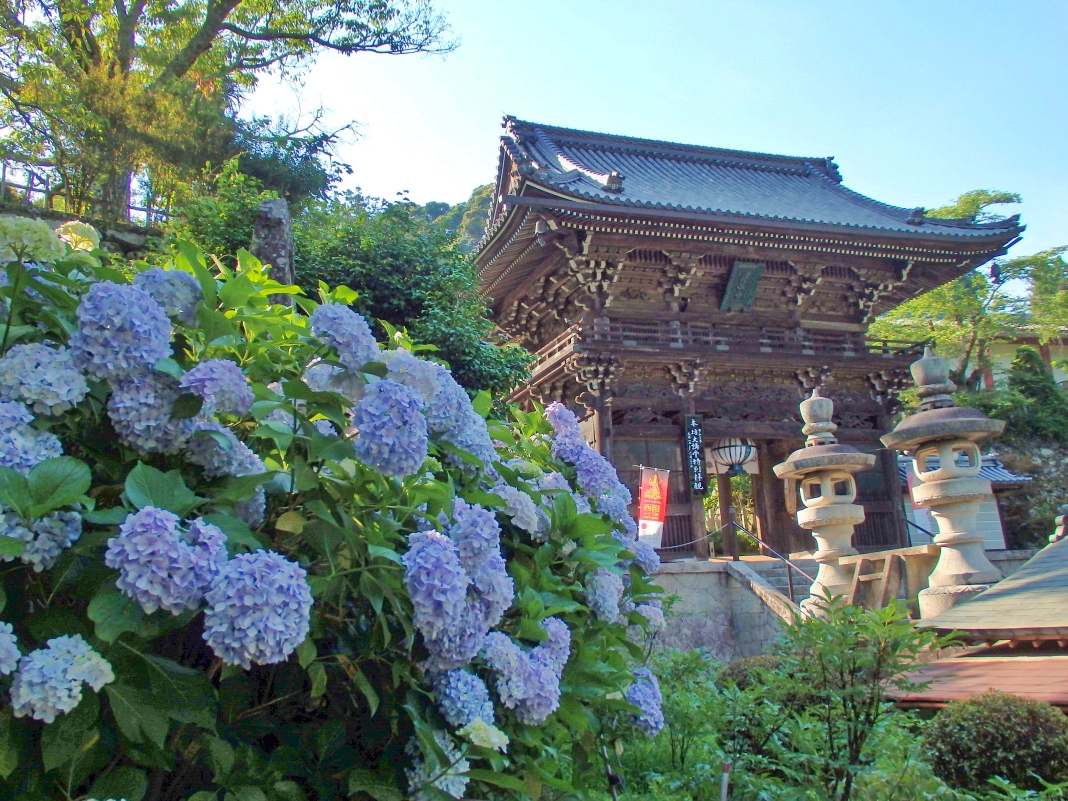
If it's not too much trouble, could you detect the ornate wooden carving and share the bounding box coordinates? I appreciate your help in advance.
[666,360,706,396]
[785,261,826,309]
[658,251,704,311]
[795,365,833,393]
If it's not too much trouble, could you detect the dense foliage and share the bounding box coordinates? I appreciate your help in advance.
[0,0,453,218]
[0,216,662,801]
[924,691,1068,792]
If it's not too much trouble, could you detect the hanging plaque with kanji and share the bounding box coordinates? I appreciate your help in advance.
[683,415,707,495]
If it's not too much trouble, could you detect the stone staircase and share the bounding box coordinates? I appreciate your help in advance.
[742,557,818,604]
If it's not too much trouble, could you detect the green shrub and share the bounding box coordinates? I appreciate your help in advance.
[924,691,1068,791]
[717,654,782,690]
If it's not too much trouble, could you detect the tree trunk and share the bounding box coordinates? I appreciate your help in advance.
[99,169,133,221]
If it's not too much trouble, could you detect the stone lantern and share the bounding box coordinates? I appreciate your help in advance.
[881,347,1005,618]
[774,389,875,615]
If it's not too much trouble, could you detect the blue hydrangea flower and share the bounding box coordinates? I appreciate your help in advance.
[440,407,496,471]
[312,419,336,436]
[490,484,540,535]
[536,471,592,520]
[585,568,624,623]
[105,507,227,615]
[447,499,501,574]
[10,635,114,723]
[0,401,63,474]
[352,379,427,477]
[626,667,664,736]
[69,281,171,381]
[185,422,267,527]
[635,603,666,633]
[0,622,20,675]
[632,539,661,575]
[309,304,378,372]
[108,372,197,455]
[468,552,513,629]
[179,359,253,416]
[16,510,81,571]
[202,550,313,669]
[405,731,469,801]
[0,343,88,415]
[303,360,365,403]
[403,531,470,643]
[481,617,569,726]
[132,268,202,325]
[432,669,494,728]
[383,349,471,436]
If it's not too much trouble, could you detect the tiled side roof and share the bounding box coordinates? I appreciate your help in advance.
[502,117,1021,239]
[896,456,1030,488]
[920,538,1068,636]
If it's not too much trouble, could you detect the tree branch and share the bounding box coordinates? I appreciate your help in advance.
[153,0,242,86]
[114,0,147,74]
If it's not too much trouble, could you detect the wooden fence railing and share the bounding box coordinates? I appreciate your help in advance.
[0,161,169,227]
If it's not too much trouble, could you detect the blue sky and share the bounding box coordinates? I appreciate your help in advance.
[249,0,1066,257]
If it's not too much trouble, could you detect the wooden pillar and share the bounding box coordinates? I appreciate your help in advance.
[717,471,737,559]
[755,441,779,556]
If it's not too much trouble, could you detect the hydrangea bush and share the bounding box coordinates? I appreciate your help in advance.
[0,219,663,801]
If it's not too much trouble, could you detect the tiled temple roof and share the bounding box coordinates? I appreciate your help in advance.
[500,117,1022,239]
[896,455,1030,489]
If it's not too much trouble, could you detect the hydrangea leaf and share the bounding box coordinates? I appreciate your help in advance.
[195,306,238,346]
[0,537,25,559]
[153,357,184,379]
[171,393,204,420]
[218,273,257,310]
[176,241,218,308]
[348,769,404,801]
[88,591,163,643]
[200,513,266,556]
[124,462,203,517]
[0,708,17,779]
[142,655,218,731]
[26,457,91,516]
[472,391,492,418]
[201,734,235,782]
[87,766,148,801]
[0,466,31,518]
[40,692,99,772]
[105,685,170,748]
[465,769,529,794]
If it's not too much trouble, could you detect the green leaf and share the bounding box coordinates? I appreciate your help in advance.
[201,513,265,555]
[106,685,170,747]
[153,357,184,378]
[188,793,218,801]
[0,466,31,518]
[227,788,268,801]
[472,390,492,418]
[83,506,130,525]
[271,780,307,801]
[366,544,401,564]
[41,693,99,772]
[143,655,218,731]
[172,392,205,419]
[308,662,327,698]
[202,734,235,782]
[465,769,530,793]
[214,471,274,501]
[178,240,217,307]
[0,537,25,558]
[348,769,404,801]
[295,637,316,669]
[27,456,91,514]
[219,273,257,309]
[0,708,17,779]
[88,591,162,642]
[88,766,148,801]
[124,462,202,517]
[352,666,379,716]
[196,305,238,345]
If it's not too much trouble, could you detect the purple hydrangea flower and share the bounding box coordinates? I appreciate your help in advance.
[202,551,313,669]
[11,510,81,571]
[10,635,114,723]
[632,539,661,575]
[468,552,513,629]
[352,379,428,478]
[132,268,202,325]
[179,359,253,416]
[626,667,664,736]
[185,422,267,527]
[107,372,197,455]
[440,407,496,471]
[481,618,570,726]
[432,669,494,728]
[69,281,171,381]
[447,499,501,574]
[405,731,469,801]
[303,360,365,403]
[105,507,227,615]
[586,568,624,623]
[0,400,63,474]
[383,349,472,437]
[312,419,336,436]
[0,622,19,675]
[490,484,540,535]
[403,531,470,642]
[0,343,88,415]
[635,603,665,632]
[309,304,378,372]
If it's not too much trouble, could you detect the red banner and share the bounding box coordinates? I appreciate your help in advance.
[638,467,670,547]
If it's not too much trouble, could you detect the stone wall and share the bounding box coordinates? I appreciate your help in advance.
[653,561,796,662]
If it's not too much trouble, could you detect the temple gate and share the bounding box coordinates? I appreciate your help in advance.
[473,118,1021,560]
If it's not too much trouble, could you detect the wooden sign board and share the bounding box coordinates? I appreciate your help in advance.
[683,415,707,496]
[720,261,764,312]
